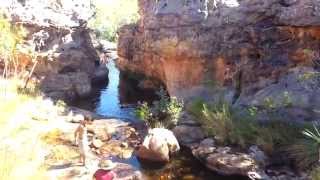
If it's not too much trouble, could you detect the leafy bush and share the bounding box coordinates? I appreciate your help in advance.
[89,0,139,41]
[136,88,184,129]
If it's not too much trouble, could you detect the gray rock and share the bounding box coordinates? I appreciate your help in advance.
[205,151,256,176]
[237,67,320,122]
[177,112,201,126]
[173,125,205,145]
[249,145,268,168]
[41,72,91,100]
[200,138,215,147]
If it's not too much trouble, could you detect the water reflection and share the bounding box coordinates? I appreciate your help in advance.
[73,60,153,120]
[95,60,136,119]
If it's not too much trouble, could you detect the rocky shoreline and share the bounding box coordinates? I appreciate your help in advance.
[55,106,310,180]
[44,106,143,180]
[173,113,310,180]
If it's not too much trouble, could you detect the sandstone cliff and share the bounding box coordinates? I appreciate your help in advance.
[2,0,107,101]
[118,0,320,121]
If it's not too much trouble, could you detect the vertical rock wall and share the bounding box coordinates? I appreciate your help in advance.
[118,0,320,121]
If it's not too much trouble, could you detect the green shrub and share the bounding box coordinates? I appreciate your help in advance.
[136,88,184,129]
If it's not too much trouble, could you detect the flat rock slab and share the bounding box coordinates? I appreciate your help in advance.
[191,139,257,177]
[205,152,256,176]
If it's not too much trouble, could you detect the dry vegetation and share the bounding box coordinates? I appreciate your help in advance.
[0,15,78,179]
[0,78,81,179]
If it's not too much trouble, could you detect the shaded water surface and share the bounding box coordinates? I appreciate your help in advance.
[73,60,155,120]
[73,60,248,180]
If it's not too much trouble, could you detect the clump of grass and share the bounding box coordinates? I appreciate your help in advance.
[190,100,307,154]
[187,98,206,118]
[201,102,234,144]
[16,83,41,97]
[0,142,47,180]
[311,167,320,180]
[287,124,320,169]
[40,129,65,145]
[0,79,72,179]
[45,145,78,163]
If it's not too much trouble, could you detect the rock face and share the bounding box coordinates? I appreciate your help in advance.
[2,0,108,101]
[137,128,180,162]
[118,0,320,121]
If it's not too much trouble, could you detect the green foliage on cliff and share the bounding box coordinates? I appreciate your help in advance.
[136,88,184,129]
[89,0,139,41]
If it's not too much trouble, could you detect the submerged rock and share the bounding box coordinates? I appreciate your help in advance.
[137,128,180,162]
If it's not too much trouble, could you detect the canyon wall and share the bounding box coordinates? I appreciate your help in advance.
[118,0,320,121]
[2,0,107,101]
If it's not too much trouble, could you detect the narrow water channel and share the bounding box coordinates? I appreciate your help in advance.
[74,60,248,180]
[73,60,139,120]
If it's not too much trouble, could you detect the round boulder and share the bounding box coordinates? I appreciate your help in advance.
[137,128,180,162]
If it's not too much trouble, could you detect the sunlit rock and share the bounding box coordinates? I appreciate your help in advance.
[137,128,180,162]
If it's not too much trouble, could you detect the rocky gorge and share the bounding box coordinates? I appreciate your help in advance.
[118,0,320,122]
[1,0,320,179]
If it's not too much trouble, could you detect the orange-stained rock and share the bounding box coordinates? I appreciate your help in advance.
[117,0,320,122]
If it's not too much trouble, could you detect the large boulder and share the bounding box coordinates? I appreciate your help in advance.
[137,128,180,162]
[118,0,320,121]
